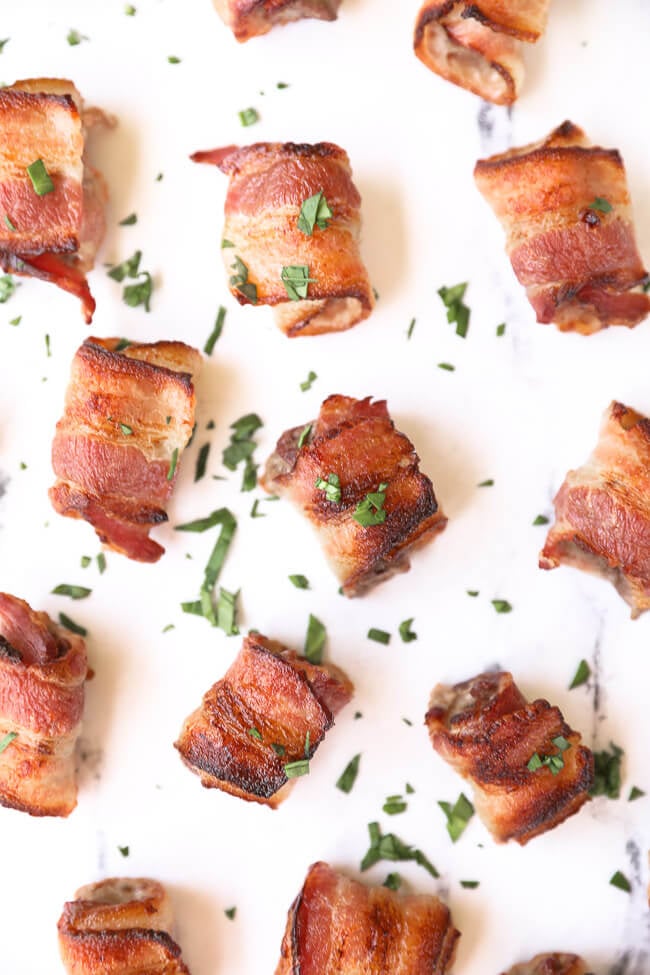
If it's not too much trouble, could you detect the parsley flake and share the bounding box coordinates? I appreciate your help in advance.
[527,736,571,776]
[304,614,326,664]
[281,264,316,301]
[238,108,259,127]
[367,628,391,645]
[27,159,54,196]
[204,306,226,354]
[58,613,87,637]
[591,743,623,799]
[289,574,309,590]
[589,197,613,214]
[51,584,91,600]
[438,282,471,337]
[360,822,439,879]
[398,618,417,643]
[610,871,631,893]
[315,472,341,504]
[229,256,257,304]
[297,424,312,449]
[300,370,317,392]
[353,483,388,527]
[533,514,549,525]
[629,786,645,801]
[297,190,333,236]
[492,599,512,614]
[569,659,591,690]
[336,754,361,794]
[438,793,474,842]
[118,845,130,857]
[67,29,88,46]
[0,275,16,303]
[0,731,17,755]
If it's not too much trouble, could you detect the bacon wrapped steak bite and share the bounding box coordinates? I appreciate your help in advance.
[0,78,113,322]
[501,955,590,975]
[262,395,447,596]
[191,142,374,337]
[426,671,594,845]
[50,337,201,563]
[58,877,190,975]
[175,634,352,808]
[0,592,87,817]
[275,861,459,975]
[541,401,650,617]
[414,0,550,105]
[474,121,650,334]
[213,0,342,42]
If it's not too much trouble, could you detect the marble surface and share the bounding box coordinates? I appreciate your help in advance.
[1,1,650,972]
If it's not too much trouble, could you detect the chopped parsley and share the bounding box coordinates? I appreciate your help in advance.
[304,614,326,664]
[398,618,417,643]
[289,574,309,589]
[247,727,262,741]
[383,794,408,816]
[51,584,91,600]
[221,238,235,249]
[438,362,455,371]
[216,587,239,636]
[297,424,312,449]
[4,214,16,231]
[353,483,388,527]
[492,599,512,613]
[281,264,315,301]
[336,754,361,794]
[223,413,263,492]
[407,318,416,339]
[9,316,21,327]
[108,250,153,310]
[284,758,310,779]
[178,508,238,631]
[27,159,54,196]
[527,736,571,776]
[0,39,10,53]
[438,793,474,842]
[119,213,137,226]
[224,907,237,920]
[360,822,439,878]
[315,472,341,504]
[250,499,265,518]
[460,880,480,889]
[300,370,317,392]
[297,190,333,236]
[58,613,87,637]
[0,275,16,303]
[168,55,181,64]
[167,447,179,481]
[80,556,91,569]
[125,4,136,13]
[229,256,257,304]
[589,197,612,214]
[496,322,506,337]
[238,107,259,127]
[629,786,645,801]
[97,553,106,574]
[118,845,130,857]
[383,873,402,891]
[45,333,51,357]
[533,514,549,525]
[119,423,133,436]
[569,659,591,689]
[195,443,210,482]
[477,479,494,487]
[367,628,391,645]
[590,743,623,799]
[438,282,470,337]
[0,731,17,755]
[609,871,631,893]
[467,590,479,598]
[67,29,88,45]
[204,306,226,355]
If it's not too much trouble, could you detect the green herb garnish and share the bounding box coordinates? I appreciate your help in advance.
[589,197,613,214]
[204,306,226,355]
[67,29,87,46]
[297,424,312,449]
[4,214,16,231]
[438,362,455,371]
[167,447,179,481]
[0,731,17,755]
[119,213,137,226]
[398,618,417,643]
[281,264,315,301]
[195,443,210,482]
[610,871,631,893]
[0,275,16,303]
[527,736,571,776]
[315,472,341,504]
[304,613,326,664]
[438,282,470,337]
[97,553,106,574]
[478,479,494,487]
[300,370,317,392]
[407,318,416,339]
[225,907,236,920]
[247,727,262,741]
[460,880,480,889]
[591,743,623,799]
[223,413,263,492]
[492,599,512,613]
[353,483,388,527]
[229,256,258,303]
[289,574,309,590]
[284,758,310,779]
[383,794,408,816]
[360,822,439,878]
[168,55,181,64]
[51,584,91,600]
[178,508,237,629]
[27,159,54,196]
[383,873,402,891]
[533,514,549,525]
[367,628,390,645]
[336,754,361,794]
[238,107,259,127]
[58,613,87,637]
[297,190,333,236]
[569,659,591,690]
[438,793,474,842]
[629,786,645,801]
[496,322,506,337]
[118,845,130,857]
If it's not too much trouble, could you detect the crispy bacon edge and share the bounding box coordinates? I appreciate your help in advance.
[540,401,650,618]
[0,592,87,818]
[425,671,594,845]
[191,141,374,337]
[501,954,590,975]
[275,861,460,975]
[58,877,190,975]
[262,394,447,596]
[474,120,650,334]
[175,634,353,808]
[212,0,342,42]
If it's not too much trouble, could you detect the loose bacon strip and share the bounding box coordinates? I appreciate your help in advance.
[425,671,594,845]
[0,592,87,817]
[175,634,353,808]
[501,956,590,975]
[541,401,650,618]
[474,121,650,333]
[191,142,374,337]
[262,395,447,596]
[414,0,550,105]
[58,877,190,975]
[213,0,342,42]
[0,78,113,322]
[275,861,459,975]
[50,337,201,563]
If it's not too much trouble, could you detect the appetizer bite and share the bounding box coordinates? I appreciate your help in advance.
[275,861,460,974]
[501,956,590,975]
[414,0,550,105]
[50,337,201,563]
[262,395,447,595]
[0,78,113,323]
[425,671,594,844]
[0,592,88,817]
[58,877,190,974]
[191,142,374,337]
[175,633,353,808]
[213,0,342,42]
[541,401,650,617]
[474,121,650,333]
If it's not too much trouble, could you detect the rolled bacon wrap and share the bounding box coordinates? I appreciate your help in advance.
[0,592,87,817]
[213,0,342,42]
[501,956,590,975]
[425,671,594,845]
[414,0,550,105]
[0,78,112,322]
[191,142,374,337]
[58,877,190,975]
[474,121,650,334]
[541,401,650,618]
[262,394,447,596]
[275,861,460,975]
[50,337,201,563]
[175,634,353,808]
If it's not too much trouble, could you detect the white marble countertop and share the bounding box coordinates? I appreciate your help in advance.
[1,1,650,972]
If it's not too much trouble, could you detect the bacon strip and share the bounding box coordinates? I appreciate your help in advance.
[540,401,650,617]
[175,634,353,808]
[0,592,87,817]
[474,121,650,333]
[425,671,594,845]
[191,142,374,337]
[414,0,550,105]
[0,79,112,322]
[262,395,447,596]
[275,861,459,975]
[213,0,341,41]
[50,337,201,563]
[58,877,190,975]
[501,956,590,975]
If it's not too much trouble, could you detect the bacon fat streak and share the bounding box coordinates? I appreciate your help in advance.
[0,592,87,817]
[262,395,447,595]
[426,671,594,844]
[501,955,590,975]
[275,861,460,975]
[212,0,341,42]
[474,121,650,333]
[175,634,353,808]
[50,337,201,563]
[191,142,374,337]
[58,877,190,975]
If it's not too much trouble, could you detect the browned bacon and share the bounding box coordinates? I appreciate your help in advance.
[474,121,650,333]
[191,142,374,337]
[275,861,459,975]
[0,592,87,817]
[50,337,201,563]
[58,878,190,975]
[212,0,341,42]
[414,0,550,105]
[501,955,590,975]
[426,671,594,845]
[0,78,113,322]
[262,395,447,596]
[175,634,353,808]
[541,401,650,617]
